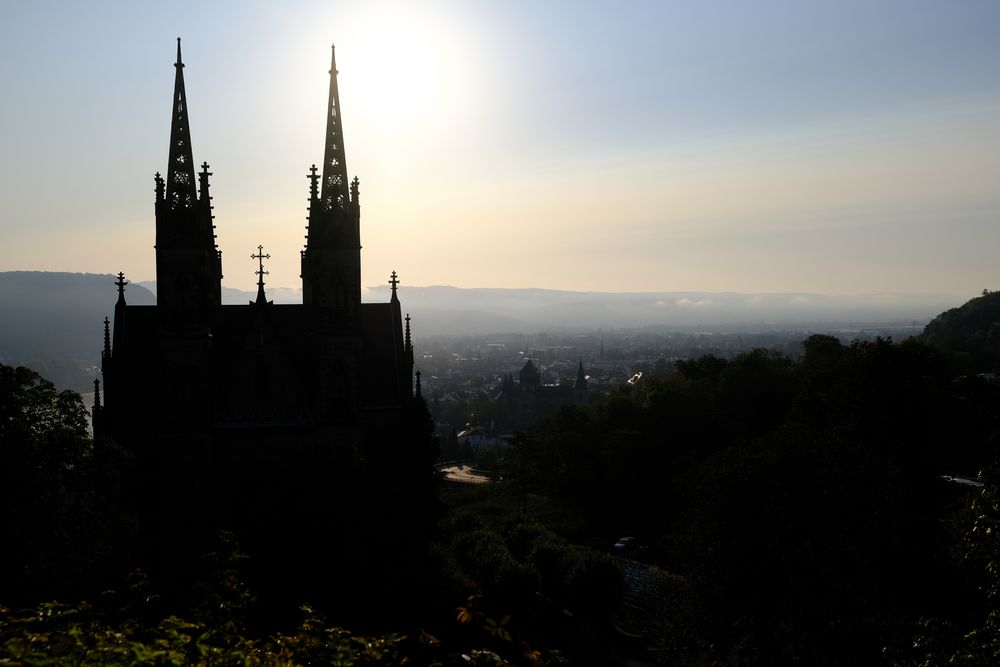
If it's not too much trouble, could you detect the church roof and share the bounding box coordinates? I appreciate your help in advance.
[115,301,407,414]
[359,302,407,407]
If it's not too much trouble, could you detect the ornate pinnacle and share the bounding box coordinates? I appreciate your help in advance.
[198,162,212,202]
[115,272,128,304]
[308,164,319,200]
[154,172,165,202]
[405,313,412,352]
[103,316,111,359]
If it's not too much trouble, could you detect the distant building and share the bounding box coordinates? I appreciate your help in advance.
[497,359,591,428]
[455,425,505,450]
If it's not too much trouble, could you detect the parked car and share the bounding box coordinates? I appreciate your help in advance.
[613,536,637,555]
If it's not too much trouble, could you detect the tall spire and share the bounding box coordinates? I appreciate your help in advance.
[165,37,198,210]
[320,44,350,212]
[404,313,412,352]
[301,44,361,325]
[155,39,223,318]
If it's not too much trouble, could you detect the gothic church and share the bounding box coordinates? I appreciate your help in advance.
[94,41,431,601]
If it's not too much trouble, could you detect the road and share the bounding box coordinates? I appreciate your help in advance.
[439,465,490,485]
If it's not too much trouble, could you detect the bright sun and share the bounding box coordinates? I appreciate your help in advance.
[330,3,478,133]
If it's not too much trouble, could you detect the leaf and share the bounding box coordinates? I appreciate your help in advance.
[419,630,441,646]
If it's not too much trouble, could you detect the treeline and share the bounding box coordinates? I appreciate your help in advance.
[492,333,1000,664]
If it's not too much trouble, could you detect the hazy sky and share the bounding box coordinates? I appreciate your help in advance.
[1,1,998,295]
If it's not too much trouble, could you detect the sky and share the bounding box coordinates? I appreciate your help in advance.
[1,0,999,296]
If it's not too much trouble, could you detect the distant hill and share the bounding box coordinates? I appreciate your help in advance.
[0,272,155,389]
[363,285,962,335]
[137,281,305,305]
[921,290,1000,370]
[141,281,962,335]
[0,272,970,386]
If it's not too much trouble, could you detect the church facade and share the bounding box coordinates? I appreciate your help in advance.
[93,42,431,599]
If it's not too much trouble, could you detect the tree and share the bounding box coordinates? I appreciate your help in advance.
[0,364,131,603]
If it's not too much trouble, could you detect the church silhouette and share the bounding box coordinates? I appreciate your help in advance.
[93,41,434,610]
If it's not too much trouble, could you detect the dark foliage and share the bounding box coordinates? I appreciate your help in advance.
[496,332,1000,663]
[0,364,133,604]
[7,290,1000,664]
[922,289,1000,372]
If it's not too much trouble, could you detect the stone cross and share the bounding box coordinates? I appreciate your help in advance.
[252,245,270,287]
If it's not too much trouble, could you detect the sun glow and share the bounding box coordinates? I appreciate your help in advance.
[229,2,494,291]
[323,4,482,136]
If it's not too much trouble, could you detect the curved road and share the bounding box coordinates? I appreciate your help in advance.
[439,465,490,485]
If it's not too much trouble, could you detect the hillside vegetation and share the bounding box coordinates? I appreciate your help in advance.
[921,289,1000,371]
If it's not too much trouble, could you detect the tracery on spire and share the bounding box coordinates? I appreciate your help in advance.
[320,44,350,211]
[165,38,198,210]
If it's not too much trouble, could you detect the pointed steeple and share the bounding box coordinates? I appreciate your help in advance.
[320,44,350,212]
[154,39,223,321]
[404,313,412,352]
[574,359,589,390]
[165,38,198,210]
[301,45,361,326]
